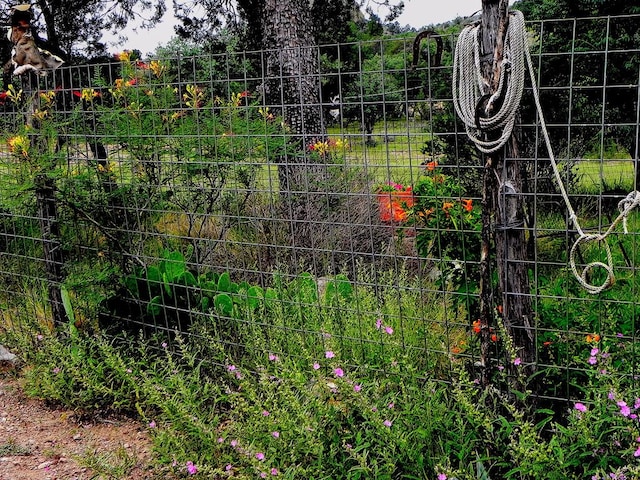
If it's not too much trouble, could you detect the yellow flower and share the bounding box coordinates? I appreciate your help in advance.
[149,60,167,78]
[80,88,99,102]
[39,91,56,107]
[33,109,48,121]
[6,84,22,104]
[183,84,204,108]
[8,135,29,157]
[117,50,131,62]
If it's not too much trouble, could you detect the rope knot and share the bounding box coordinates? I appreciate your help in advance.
[618,190,640,234]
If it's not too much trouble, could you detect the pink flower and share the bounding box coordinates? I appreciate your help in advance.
[313,362,320,370]
[588,356,598,365]
[437,474,447,480]
[217,437,224,443]
[618,401,631,417]
[574,402,587,412]
[272,431,280,438]
[256,452,265,461]
[325,351,335,359]
[388,402,394,409]
[384,326,393,335]
[225,464,233,471]
[635,447,640,458]
[354,384,362,392]
[271,468,279,476]
[375,319,383,329]
[227,364,236,372]
[186,461,197,475]
[230,439,238,447]
[148,420,156,428]
[383,419,392,427]
[590,348,599,356]
[334,367,344,377]
[262,410,270,416]
[268,353,279,361]
[513,357,521,366]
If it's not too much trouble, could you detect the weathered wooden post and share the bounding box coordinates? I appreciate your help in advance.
[476,0,535,383]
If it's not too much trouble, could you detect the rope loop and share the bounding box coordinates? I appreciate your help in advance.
[569,234,615,295]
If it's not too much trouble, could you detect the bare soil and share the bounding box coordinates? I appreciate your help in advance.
[0,376,154,480]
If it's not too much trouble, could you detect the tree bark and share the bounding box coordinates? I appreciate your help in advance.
[261,0,330,250]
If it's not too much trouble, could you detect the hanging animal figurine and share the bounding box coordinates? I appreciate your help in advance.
[5,4,64,77]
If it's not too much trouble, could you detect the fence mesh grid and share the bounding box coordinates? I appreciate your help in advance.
[0,14,639,401]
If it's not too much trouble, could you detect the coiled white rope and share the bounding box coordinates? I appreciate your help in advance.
[453,10,640,294]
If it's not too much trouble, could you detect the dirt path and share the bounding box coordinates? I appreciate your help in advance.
[0,376,154,480]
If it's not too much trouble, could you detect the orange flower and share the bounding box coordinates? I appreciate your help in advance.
[497,304,503,315]
[462,199,473,212]
[442,202,454,212]
[490,334,499,342]
[472,319,482,334]
[586,334,601,343]
[425,160,438,171]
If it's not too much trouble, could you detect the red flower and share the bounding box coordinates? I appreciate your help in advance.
[462,199,473,212]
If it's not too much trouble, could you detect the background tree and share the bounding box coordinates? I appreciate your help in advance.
[0,0,165,61]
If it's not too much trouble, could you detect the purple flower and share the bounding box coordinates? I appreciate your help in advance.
[217,437,224,443]
[268,353,279,362]
[608,391,616,401]
[385,326,394,335]
[230,439,238,448]
[618,401,631,417]
[574,402,587,412]
[52,367,61,374]
[148,420,156,428]
[225,464,232,471]
[635,447,640,457]
[325,351,335,359]
[388,402,394,409]
[262,410,270,416]
[272,431,280,438]
[353,384,362,392]
[513,357,521,366]
[588,356,598,365]
[227,364,236,372]
[437,474,447,480]
[161,342,168,348]
[256,452,265,461]
[270,468,279,476]
[186,461,197,475]
[334,367,344,377]
[590,347,599,356]
[383,419,392,427]
[313,362,320,370]
[375,318,383,330]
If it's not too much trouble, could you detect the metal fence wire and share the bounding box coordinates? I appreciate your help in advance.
[0,14,639,401]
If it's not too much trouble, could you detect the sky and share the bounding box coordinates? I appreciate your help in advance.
[108,0,512,55]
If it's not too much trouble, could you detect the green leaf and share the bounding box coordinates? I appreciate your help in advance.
[160,250,186,279]
[147,296,163,316]
[60,285,77,337]
[214,293,234,315]
[246,285,264,309]
[218,272,232,292]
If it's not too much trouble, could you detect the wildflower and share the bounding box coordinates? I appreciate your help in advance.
[260,474,267,479]
[388,402,394,409]
[186,461,197,475]
[262,410,270,416]
[148,420,156,428]
[325,351,335,359]
[354,384,362,392]
[135,60,149,69]
[227,364,236,372]
[588,356,598,365]
[384,326,394,335]
[270,468,279,476]
[574,403,587,412]
[590,348,599,356]
[52,367,61,374]
[256,452,265,461]
[272,431,280,438]
[617,401,631,417]
[313,362,320,370]
[462,198,473,212]
[268,353,279,362]
[217,437,224,443]
[634,447,640,457]
[375,318,383,330]
[334,367,344,378]
[437,474,447,480]
[491,334,499,342]
[442,202,455,213]
[513,357,521,366]
[383,419,392,427]
[230,439,238,447]
[225,464,232,471]
[586,333,601,343]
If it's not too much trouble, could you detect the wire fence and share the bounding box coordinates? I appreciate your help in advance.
[0,14,639,401]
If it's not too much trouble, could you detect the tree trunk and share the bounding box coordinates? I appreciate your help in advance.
[261,0,330,251]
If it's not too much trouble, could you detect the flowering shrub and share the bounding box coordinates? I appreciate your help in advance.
[375,182,414,223]
[410,163,480,270]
